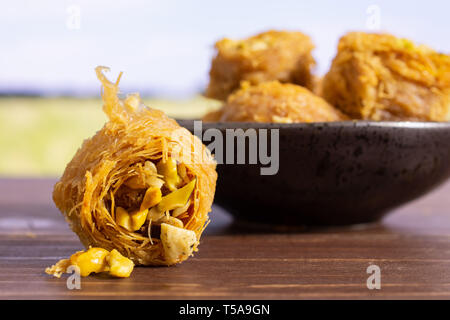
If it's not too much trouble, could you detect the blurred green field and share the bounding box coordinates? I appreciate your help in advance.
[0,96,221,177]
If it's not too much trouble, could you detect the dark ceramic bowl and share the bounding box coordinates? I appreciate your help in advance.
[179,120,450,226]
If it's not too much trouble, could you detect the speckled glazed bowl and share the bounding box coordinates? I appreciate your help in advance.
[179,120,450,226]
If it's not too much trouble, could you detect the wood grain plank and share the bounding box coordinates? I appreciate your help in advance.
[1,178,450,299]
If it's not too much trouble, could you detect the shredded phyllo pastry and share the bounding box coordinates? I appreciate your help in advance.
[203,81,347,123]
[47,67,217,276]
[322,32,450,121]
[206,30,316,101]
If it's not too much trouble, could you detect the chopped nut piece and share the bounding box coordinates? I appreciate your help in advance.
[140,187,162,211]
[45,259,71,278]
[116,206,148,231]
[148,206,165,222]
[161,216,184,228]
[157,158,181,191]
[130,208,149,231]
[172,200,191,218]
[116,206,132,231]
[107,249,135,277]
[157,179,196,212]
[70,247,110,277]
[124,175,147,189]
[143,161,157,175]
[145,176,164,190]
[46,247,134,278]
[160,223,197,264]
[124,161,161,189]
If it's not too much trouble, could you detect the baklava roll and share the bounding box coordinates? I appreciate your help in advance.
[53,67,217,266]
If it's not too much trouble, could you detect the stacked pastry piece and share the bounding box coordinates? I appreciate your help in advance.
[204,30,450,123]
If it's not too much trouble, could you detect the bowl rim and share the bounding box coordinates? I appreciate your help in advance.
[177,120,450,130]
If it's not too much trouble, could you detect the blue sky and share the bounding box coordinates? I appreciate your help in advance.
[1,0,449,97]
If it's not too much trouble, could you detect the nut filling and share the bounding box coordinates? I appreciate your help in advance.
[107,157,198,264]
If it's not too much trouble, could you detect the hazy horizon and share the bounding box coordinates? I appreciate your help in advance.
[2,0,449,98]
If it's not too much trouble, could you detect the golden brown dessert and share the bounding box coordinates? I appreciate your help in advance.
[322,32,450,121]
[50,67,217,269]
[203,81,347,123]
[206,30,316,101]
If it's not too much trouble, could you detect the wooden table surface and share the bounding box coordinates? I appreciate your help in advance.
[1,178,450,299]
